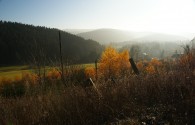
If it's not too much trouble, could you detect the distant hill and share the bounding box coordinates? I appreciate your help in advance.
[64,29,94,35]
[0,21,103,66]
[77,28,189,44]
[77,29,136,44]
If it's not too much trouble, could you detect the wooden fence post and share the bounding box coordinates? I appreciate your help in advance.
[59,31,65,83]
[129,58,139,75]
[95,59,98,80]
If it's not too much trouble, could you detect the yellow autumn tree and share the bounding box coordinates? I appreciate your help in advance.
[117,50,131,75]
[98,47,130,78]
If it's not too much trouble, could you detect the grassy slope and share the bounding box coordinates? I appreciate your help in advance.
[0,64,94,81]
[0,66,30,80]
[0,66,29,72]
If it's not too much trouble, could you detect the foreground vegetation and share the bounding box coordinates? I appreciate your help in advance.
[0,47,194,125]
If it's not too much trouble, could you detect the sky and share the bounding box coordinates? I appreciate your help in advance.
[0,0,195,34]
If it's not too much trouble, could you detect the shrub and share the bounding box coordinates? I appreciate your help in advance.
[0,77,25,97]
[47,68,61,80]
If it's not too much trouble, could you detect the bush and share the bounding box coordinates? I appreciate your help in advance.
[0,78,25,97]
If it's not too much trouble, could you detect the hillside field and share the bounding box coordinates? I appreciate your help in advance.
[0,64,94,81]
[0,66,30,81]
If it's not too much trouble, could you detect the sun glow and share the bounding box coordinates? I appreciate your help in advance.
[97,0,195,33]
[121,0,195,33]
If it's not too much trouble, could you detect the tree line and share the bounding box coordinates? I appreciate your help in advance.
[0,21,103,66]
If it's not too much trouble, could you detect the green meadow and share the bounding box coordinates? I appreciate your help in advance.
[0,66,30,81]
[0,64,94,81]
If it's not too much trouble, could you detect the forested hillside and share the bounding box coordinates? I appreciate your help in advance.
[0,21,103,66]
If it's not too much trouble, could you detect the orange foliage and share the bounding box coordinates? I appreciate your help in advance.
[47,68,61,79]
[137,58,163,74]
[137,61,144,70]
[144,58,162,74]
[179,53,193,66]
[0,77,12,84]
[98,47,130,78]
[14,75,21,82]
[22,72,38,84]
[145,65,156,74]
[150,58,162,66]
[84,67,96,80]
[118,50,131,72]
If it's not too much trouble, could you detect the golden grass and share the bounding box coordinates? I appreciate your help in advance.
[0,73,194,125]
[0,70,30,81]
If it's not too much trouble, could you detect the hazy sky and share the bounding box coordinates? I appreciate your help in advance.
[0,0,195,33]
